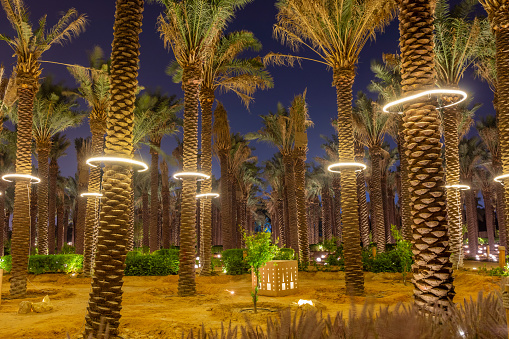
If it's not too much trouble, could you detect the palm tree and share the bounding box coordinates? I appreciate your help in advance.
[168,29,272,275]
[50,133,71,253]
[0,0,86,298]
[247,103,299,255]
[213,103,233,249]
[74,137,91,255]
[290,91,312,264]
[68,46,110,274]
[398,0,455,309]
[267,0,396,296]
[474,164,496,254]
[434,0,482,269]
[84,0,143,335]
[352,92,394,253]
[157,0,252,296]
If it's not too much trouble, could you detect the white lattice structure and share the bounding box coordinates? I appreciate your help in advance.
[251,260,298,296]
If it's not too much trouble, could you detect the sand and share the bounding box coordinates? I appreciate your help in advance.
[0,267,501,339]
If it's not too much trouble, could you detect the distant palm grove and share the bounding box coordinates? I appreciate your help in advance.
[0,0,506,336]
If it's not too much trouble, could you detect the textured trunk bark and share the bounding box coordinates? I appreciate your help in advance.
[30,185,37,254]
[37,147,50,255]
[355,141,370,248]
[283,154,299,255]
[161,162,171,249]
[370,150,385,252]
[322,186,332,240]
[483,188,496,254]
[295,155,309,263]
[219,153,232,249]
[0,184,4,257]
[48,158,58,254]
[75,161,89,255]
[277,198,285,247]
[465,189,478,256]
[64,208,69,246]
[142,190,149,248]
[56,193,64,252]
[398,119,412,242]
[332,176,341,242]
[149,144,160,252]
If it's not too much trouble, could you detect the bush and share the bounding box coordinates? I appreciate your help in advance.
[124,251,179,276]
[273,248,294,260]
[212,245,223,253]
[0,254,83,274]
[60,244,76,254]
[221,249,250,275]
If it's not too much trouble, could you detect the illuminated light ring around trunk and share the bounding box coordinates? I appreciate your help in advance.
[1,174,41,184]
[173,172,210,181]
[86,156,149,172]
[80,192,103,198]
[494,174,509,184]
[382,89,468,114]
[327,162,367,173]
[196,193,220,199]
[444,184,470,191]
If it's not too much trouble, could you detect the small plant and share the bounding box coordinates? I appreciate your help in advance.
[478,237,487,245]
[243,231,279,313]
[391,225,412,285]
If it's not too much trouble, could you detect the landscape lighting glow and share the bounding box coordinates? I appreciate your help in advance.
[444,184,470,190]
[382,89,468,114]
[173,172,210,180]
[327,162,367,173]
[298,299,314,307]
[196,193,220,199]
[80,192,103,198]
[1,174,41,183]
[86,156,148,172]
[494,173,509,183]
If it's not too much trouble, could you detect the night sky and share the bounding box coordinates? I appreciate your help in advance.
[0,0,494,181]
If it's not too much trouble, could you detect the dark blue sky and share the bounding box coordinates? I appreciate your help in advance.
[0,0,494,179]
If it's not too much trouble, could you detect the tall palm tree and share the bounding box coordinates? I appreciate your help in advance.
[68,46,110,274]
[434,0,482,269]
[247,104,299,255]
[398,0,455,309]
[84,0,143,335]
[168,29,272,274]
[479,0,509,258]
[0,0,86,298]
[352,92,394,253]
[157,0,252,296]
[50,133,71,253]
[267,0,396,295]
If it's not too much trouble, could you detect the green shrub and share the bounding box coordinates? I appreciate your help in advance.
[309,243,323,252]
[221,249,250,275]
[273,248,294,260]
[0,254,83,274]
[212,245,223,253]
[60,244,76,254]
[124,251,179,276]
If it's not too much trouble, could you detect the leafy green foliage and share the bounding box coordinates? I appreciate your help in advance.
[60,244,76,254]
[0,254,82,274]
[124,251,179,276]
[273,248,294,260]
[221,249,250,275]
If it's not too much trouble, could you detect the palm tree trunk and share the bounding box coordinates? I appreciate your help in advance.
[37,147,50,255]
[332,176,341,242]
[295,153,309,263]
[443,101,463,268]
[333,68,363,296]
[370,150,385,253]
[483,188,496,254]
[56,193,64,252]
[465,188,478,256]
[399,0,455,309]
[84,0,143,335]
[177,64,201,296]
[355,141,370,248]
[161,161,171,249]
[199,88,213,274]
[84,129,104,274]
[381,175,392,244]
[48,158,58,254]
[283,155,299,254]
[398,119,412,242]
[127,171,134,251]
[30,185,37,254]
[64,208,69,246]
[10,64,38,297]
[0,183,4,257]
[76,161,89,255]
[142,189,149,248]
[283,184,290,247]
[219,152,232,249]
[277,197,285,247]
[322,186,332,240]
[149,141,161,252]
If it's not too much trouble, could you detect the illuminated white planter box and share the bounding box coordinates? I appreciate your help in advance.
[251,260,298,297]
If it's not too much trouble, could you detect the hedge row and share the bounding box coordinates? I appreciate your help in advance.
[0,254,83,274]
[221,248,295,275]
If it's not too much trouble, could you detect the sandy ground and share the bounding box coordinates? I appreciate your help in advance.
[0,264,502,339]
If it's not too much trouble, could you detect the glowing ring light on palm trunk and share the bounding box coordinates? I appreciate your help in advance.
[444,184,470,191]
[196,193,220,199]
[494,174,509,184]
[86,156,148,172]
[80,192,103,198]
[173,172,210,181]
[1,174,41,183]
[327,162,367,173]
[382,89,467,114]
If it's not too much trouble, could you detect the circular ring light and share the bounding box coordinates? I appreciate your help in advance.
[327,162,367,173]
[444,184,470,191]
[382,89,468,114]
[86,156,148,172]
[173,172,210,181]
[80,192,103,198]
[494,174,509,184]
[196,193,220,199]
[2,174,41,183]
